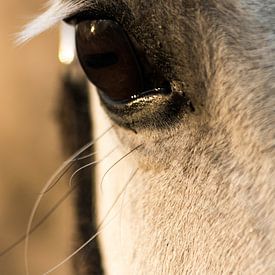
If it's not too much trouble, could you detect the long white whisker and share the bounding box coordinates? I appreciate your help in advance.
[100,145,142,192]
[24,126,112,275]
[74,151,97,161]
[68,147,118,187]
[43,221,111,275]
[42,151,98,193]
[42,126,112,194]
[97,168,139,229]
[42,168,139,275]
[0,180,77,257]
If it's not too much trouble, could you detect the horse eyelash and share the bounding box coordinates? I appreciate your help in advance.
[16,0,89,44]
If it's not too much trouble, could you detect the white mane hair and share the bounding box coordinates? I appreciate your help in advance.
[17,0,87,43]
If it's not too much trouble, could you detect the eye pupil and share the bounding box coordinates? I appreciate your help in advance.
[84,52,119,69]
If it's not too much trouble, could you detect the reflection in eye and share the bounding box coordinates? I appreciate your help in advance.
[76,20,144,102]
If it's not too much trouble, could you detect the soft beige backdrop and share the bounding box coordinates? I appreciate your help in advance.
[0,1,73,274]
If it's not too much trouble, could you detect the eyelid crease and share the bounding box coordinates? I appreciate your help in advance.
[16,0,89,44]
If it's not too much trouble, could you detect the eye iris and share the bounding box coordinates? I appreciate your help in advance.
[76,20,144,101]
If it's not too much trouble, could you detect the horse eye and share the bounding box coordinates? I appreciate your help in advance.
[75,20,144,102]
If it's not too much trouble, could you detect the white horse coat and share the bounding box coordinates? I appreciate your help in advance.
[21,0,275,274]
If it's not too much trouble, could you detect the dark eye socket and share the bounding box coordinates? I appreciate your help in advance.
[75,19,170,103]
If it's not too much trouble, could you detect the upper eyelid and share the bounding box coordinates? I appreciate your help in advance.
[18,1,89,43]
[63,4,134,31]
[64,10,117,25]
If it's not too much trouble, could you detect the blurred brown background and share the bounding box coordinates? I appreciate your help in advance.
[0,1,73,274]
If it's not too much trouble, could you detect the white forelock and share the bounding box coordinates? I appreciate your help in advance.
[17,0,88,44]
